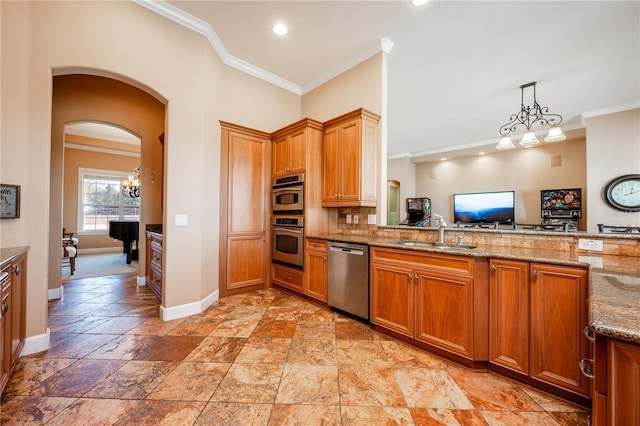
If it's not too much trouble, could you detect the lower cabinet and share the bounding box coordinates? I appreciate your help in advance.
[272,239,328,304]
[0,250,27,396]
[145,231,163,302]
[489,259,591,398]
[304,239,328,302]
[593,335,640,426]
[370,247,488,363]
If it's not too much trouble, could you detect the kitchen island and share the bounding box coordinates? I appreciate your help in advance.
[307,227,640,414]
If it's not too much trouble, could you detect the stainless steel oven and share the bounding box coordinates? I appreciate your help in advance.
[272,215,304,268]
[273,174,304,214]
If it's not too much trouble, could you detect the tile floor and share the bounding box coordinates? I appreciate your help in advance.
[1,274,591,425]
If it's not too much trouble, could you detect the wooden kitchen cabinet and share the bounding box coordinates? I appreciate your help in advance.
[304,239,328,302]
[489,259,591,399]
[530,263,590,397]
[489,259,530,375]
[322,108,379,207]
[370,247,488,363]
[0,249,28,396]
[220,122,271,296]
[145,231,163,302]
[593,335,640,425]
[271,119,322,177]
[272,263,303,293]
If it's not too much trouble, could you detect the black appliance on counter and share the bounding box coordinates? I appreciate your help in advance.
[399,197,431,227]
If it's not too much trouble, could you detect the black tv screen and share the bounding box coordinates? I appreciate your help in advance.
[541,188,582,218]
[453,191,515,224]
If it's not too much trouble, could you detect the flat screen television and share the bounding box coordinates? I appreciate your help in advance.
[541,188,582,218]
[453,191,515,224]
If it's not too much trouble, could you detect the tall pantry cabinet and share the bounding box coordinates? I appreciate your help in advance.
[219,122,271,297]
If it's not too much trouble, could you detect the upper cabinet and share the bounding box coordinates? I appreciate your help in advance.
[272,118,323,178]
[322,108,380,207]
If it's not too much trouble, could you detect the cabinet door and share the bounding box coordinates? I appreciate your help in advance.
[305,240,327,302]
[338,118,361,202]
[322,126,340,203]
[415,270,474,358]
[370,262,414,337]
[608,339,640,425]
[530,263,590,396]
[287,129,307,174]
[272,135,289,177]
[223,128,270,295]
[0,289,7,393]
[489,259,529,375]
[10,255,26,364]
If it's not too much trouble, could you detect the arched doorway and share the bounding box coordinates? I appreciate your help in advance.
[49,73,166,300]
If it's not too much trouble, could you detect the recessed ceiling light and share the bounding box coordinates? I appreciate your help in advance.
[273,23,287,36]
[478,152,485,156]
[440,157,447,161]
[411,0,429,5]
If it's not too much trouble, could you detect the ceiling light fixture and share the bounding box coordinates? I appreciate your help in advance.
[497,82,565,150]
[411,0,429,5]
[273,23,287,36]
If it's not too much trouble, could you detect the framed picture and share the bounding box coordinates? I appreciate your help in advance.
[1,184,21,219]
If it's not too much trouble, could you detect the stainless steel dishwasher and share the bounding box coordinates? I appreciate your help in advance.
[327,241,369,320]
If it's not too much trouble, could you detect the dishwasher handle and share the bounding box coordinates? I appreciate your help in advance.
[329,246,364,256]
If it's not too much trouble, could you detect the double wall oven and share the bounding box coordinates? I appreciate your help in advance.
[272,174,304,268]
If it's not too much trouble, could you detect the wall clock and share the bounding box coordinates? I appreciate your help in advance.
[603,174,640,212]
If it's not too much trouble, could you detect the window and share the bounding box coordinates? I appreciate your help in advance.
[79,168,140,232]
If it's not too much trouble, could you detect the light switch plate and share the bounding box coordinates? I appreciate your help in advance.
[175,214,188,226]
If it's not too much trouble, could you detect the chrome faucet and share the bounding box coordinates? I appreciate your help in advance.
[432,214,447,244]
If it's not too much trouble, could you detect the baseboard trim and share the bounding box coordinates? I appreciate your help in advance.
[77,247,121,255]
[21,328,51,356]
[160,289,219,321]
[48,286,63,300]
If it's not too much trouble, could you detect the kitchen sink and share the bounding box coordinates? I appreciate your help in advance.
[393,240,477,250]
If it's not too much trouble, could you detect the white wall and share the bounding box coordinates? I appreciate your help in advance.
[414,138,587,228]
[387,156,416,223]
[585,108,640,230]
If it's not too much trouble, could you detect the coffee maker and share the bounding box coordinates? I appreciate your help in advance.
[399,197,431,226]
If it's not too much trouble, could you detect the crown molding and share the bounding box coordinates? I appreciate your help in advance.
[581,101,640,125]
[65,143,141,158]
[133,1,393,97]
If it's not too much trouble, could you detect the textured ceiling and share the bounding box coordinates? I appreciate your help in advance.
[153,1,640,160]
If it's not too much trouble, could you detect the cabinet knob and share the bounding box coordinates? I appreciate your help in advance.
[532,270,538,280]
[579,358,594,380]
[2,302,8,315]
[407,273,412,282]
[14,265,20,275]
[491,264,496,272]
[583,326,596,342]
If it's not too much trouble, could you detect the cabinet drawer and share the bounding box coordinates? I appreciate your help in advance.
[306,239,327,252]
[371,247,473,276]
[273,264,303,290]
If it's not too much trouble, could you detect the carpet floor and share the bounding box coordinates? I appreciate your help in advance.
[62,252,139,281]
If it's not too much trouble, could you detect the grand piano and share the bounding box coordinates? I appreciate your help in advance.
[109,220,139,264]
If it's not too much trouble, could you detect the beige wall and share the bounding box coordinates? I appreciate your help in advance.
[0,1,300,346]
[63,146,141,251]
[585,108,640,230]
[387,156,417,223]
[415,137,587,229]
[55,74,165,286]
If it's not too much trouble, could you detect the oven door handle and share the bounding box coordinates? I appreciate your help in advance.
[274,227,303,234]
[273,186,303,194]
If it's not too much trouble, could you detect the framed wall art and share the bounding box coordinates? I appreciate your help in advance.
[1,184,21,219]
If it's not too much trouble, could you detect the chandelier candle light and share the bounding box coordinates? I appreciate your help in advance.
[122,166,141,198]
[496,82,565,149]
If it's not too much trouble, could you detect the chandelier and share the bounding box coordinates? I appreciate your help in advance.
[122,166,140,198]
[496,82,565,149]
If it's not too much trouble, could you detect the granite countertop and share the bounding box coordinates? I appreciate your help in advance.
[1,246,30,268]
[309,233,640,345]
